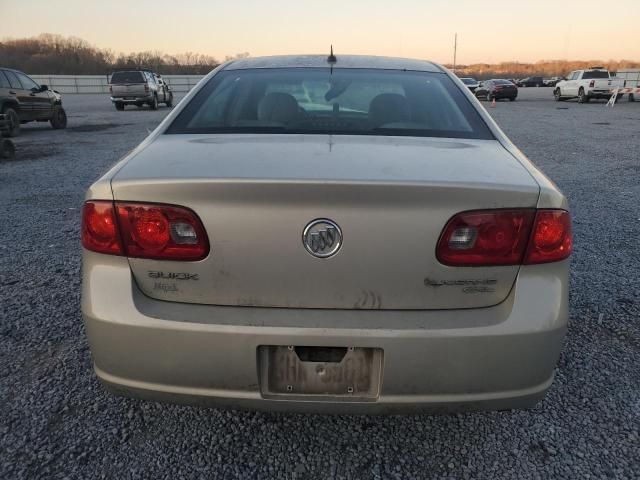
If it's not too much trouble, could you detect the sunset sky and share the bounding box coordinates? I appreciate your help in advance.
[2,0,639,64]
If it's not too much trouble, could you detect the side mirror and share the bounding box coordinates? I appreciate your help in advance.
[40,84,49,92]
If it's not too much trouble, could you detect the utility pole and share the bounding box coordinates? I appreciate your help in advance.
[453,33,457,73]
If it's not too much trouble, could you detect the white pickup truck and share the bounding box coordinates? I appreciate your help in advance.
[554,67,624,103]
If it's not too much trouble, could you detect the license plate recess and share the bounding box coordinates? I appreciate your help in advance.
[259,346,383,400]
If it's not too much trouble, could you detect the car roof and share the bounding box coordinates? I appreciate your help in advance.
[1,67,25,74]
[223,55,443,73]
[110,69,155,74]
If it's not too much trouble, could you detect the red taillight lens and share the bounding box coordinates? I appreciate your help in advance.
[524,210,572,264]
[81,201,122,255]
[437,208,572,266]
[437,210,536,266]
[81,201,209,261]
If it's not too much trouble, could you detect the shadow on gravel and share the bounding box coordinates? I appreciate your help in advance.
[67,123,131,133]
[0,144,60,162]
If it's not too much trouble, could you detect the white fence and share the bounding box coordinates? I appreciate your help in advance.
[28,75,206,94]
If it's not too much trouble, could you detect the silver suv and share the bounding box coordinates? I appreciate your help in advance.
[108,70,173,111]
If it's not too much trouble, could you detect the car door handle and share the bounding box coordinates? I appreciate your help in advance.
[9,91,16,95]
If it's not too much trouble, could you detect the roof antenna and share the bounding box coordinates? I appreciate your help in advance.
[327,45,337,64]
[327,45,337,74]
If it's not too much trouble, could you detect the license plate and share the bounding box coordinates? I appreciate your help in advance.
[259,346,383,400]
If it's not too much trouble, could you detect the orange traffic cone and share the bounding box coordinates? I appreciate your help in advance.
[491,98,496,108]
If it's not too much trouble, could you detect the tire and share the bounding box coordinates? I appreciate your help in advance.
[509,97,516,101]
[135,102,143,108]
[50,106,67,129]
[115,102,125,111]
[577,88,590,104]
[149,95,158,110]
[165,93,173,108]
[629,94,635,103]
[1,107,20,137]
[554,88,562,101]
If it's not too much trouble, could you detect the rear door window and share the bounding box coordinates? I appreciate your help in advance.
[0,71,10,88]
[4,70,23,90]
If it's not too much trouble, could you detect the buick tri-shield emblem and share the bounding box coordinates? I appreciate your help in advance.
[303,219,342,258]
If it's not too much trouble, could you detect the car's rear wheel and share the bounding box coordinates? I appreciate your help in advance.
[50,106,67,129]
[149,95,158,110]
[509,97,516,101]
[578,88,590,103]
[115,102,125,111]
[165,93,173,107]
[1,107,20,137]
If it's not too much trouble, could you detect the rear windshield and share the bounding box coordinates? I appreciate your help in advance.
[110,71,145,84]
[582,70,610,79]
[167,68,493,140]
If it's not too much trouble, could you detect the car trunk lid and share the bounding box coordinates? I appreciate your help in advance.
[111,134,539,310]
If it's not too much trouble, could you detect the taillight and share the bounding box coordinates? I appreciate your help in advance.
[437,210,535,266]
[589,80,595,88]
[82,201,122,255]
[437,209,572,266]
[81,201,209,261]
[144,84,149,93]
[109,85,112,93]
[524,210,572,264]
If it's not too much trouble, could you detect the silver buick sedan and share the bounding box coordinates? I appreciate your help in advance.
[81,55,572,413]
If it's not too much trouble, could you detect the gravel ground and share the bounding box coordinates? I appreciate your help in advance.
[1,89,639,479]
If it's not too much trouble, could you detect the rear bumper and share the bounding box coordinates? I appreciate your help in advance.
[587,89,614,98]
[82,252,569,414]
[110,95,153,104]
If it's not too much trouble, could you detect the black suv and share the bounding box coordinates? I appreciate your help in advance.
[0,68,67,137]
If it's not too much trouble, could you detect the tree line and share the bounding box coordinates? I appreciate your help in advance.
[449,59,640,80]
[0,34,249,75]
[1,34,638,78]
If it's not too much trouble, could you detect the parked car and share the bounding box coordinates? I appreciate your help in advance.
[518,76,544,87]
[554,67,624,103]
[543,77,561,87]
[0,67,67,137]
[82,54,571,414]
[108,69,173,111]
[459,77,480,92]
[475,79,518,101]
